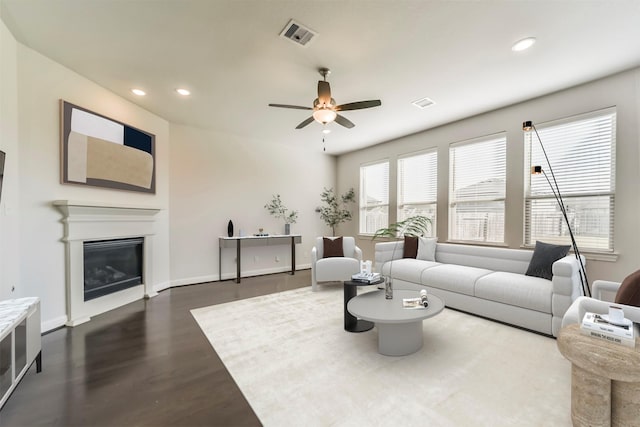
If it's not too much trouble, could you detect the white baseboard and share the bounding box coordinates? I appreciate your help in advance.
[41,315,68,333]
[153,280,172,293]
[170,265,312,288]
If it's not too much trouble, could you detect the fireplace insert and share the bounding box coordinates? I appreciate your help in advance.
[83,238,143,301]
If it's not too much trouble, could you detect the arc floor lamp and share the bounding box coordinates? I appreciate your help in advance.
[523,121,591,297]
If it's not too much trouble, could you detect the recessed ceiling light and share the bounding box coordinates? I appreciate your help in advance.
[512,37,536,52]
[176,88,191,96]
[131,88,146,96]
[322,128,331,134]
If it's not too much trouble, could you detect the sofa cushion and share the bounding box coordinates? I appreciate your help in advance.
[417,237,437,261]
[475,272,552,313]
[316,257,360,282]
[421,264,492,296]
[382,259,440,284]
[403,236,418,258]
[525,241,570,280]
[615,269,640,307]
[323,237,343,258]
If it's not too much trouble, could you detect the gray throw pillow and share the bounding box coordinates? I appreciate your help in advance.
[525,241,571,280]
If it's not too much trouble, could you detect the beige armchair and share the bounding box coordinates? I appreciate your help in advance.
[311,236,362,291]
[561,279,640,327]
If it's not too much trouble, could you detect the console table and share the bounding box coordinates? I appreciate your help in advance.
[219,235,302,283]
[557,323,640,426]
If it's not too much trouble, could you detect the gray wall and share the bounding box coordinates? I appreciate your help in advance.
[337,68,640,285]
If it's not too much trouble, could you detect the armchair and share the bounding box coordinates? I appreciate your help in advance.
[561,279,640,327]
[311,236,362,291]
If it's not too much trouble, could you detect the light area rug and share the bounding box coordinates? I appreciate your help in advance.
[191,285,572,427]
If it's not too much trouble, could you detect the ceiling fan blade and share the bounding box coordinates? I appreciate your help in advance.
[317,81,332,106]
[295,116,315,129]
[335,114,355,129]
[335,100,382,111]
[269,103,313,110]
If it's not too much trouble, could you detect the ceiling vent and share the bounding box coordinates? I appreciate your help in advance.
[280,19,317,47]
[412,97,436,109]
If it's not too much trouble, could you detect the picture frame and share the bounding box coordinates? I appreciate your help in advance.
[60,100,156,193]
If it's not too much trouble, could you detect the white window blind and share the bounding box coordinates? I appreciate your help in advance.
[524,108,616,251]
[449,134,506,243]
[397,150,437,237]
[359,161,389,234]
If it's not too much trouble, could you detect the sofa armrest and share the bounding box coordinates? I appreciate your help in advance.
[354,245,363,262]
[550,254,586,336]
[592,280,621,301]
[374,241,404,272]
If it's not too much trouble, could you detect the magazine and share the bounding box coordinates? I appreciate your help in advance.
[402,298,424,309]
[351,272,382,284]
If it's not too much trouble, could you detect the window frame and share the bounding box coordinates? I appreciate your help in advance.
[397,148,437,237]
[448,133,507,244]
[359,159,390,235]
[523,108,616,252]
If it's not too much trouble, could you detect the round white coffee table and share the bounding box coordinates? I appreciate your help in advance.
[347,289,444,356]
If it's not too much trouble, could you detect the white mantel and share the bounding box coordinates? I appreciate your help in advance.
[53,200,161,326]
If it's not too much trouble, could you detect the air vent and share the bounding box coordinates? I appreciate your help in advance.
[412,97,436,109]
[280,19,317,47]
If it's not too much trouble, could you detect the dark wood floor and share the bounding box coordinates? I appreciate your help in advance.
[0,270,311,427]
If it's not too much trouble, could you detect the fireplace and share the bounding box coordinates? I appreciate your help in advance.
[54,200,160,326]
[84,238,144,301]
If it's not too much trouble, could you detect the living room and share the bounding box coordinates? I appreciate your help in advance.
[1,1,640,426]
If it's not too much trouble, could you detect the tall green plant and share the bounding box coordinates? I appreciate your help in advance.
[318,187,356,236]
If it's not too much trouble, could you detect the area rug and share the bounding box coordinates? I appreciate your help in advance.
[191,286,571,427]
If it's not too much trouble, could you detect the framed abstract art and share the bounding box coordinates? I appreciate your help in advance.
[60,100,156,193]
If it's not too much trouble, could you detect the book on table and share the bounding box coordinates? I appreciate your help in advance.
[580,312,638,348]
[351,272,382,284]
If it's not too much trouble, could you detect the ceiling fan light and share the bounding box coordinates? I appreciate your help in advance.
[313,109,337,124]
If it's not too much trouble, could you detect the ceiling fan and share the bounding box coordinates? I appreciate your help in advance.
[268,68,382,129]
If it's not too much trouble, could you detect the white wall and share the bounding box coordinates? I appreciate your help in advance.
[0,18,21,302]
[13,43,171,331]
[337,68,640,285]
[168,123,336,285]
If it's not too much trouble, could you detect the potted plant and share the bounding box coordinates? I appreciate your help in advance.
[317,187,356,236]
[264,194,298,235]
[372,215,432,298]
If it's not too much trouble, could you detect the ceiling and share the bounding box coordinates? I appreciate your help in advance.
[3,1,640,155]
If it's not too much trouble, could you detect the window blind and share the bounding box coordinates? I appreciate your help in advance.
[359,161,389,234]
[397,150,437,236]
[449,134,506,243]
[524,108,616,251]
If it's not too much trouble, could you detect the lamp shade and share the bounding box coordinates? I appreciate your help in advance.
[313,108,337,124]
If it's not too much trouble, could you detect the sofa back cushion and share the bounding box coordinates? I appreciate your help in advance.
[434,243,533,274]
[615,269,640,307]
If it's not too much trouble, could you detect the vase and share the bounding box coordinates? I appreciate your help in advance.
[385,277,393,299]
[284,223,290,235]
[227,220,234,237]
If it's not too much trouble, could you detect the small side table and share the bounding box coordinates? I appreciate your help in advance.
[557,323,640,427]
[343,280,380,333]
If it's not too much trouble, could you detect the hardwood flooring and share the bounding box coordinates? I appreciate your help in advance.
[0,270,311,427]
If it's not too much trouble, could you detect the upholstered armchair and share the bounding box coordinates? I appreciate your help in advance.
[311,236,363,291]
[561,276,640,328]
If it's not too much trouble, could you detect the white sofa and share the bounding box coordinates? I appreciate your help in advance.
[375,241,584,337]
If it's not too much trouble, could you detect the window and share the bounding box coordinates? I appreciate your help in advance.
[524,108,616,251]
[397,150,437,236]
[359,161,389,234]
[449,134,506,243]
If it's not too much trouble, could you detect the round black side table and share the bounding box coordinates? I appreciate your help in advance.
[343,280,380,332]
